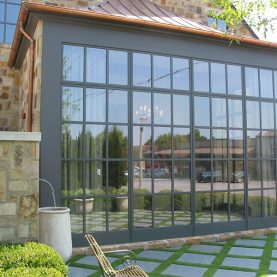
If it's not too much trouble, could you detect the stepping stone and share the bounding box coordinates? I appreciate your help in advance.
[189,244,223,253]
[177,253,215,265]
[76,256,117,266]
[138,250,173,260]
[162,264,208,277]
[272,250,277,258]
[256,235,268,240]
[214,269,256,277]
[228,247,263,257]
[68,266,97,277]
[117,260,160,273]
[270,260,277,271]
[166,246,182,251]
[222,257,260,270]
[273,242,277,248]
[235,239,265,247]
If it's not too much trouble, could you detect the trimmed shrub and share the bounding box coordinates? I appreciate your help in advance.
[3,267,64,277]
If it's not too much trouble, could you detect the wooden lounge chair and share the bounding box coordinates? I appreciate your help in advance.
[85,234,149,277]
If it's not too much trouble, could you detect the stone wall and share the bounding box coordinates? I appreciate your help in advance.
[0,132,41,241]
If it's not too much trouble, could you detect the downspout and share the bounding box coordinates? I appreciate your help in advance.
[19,22,35,132]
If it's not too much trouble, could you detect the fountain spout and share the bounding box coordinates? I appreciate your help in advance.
[39,178,57,208]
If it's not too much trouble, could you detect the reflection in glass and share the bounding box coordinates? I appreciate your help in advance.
[173,128,190,158]
[229,99,243,128]
[107,161,128,194]
[213,160,228,191]
[248,160,262,189]
[108,90,128,123]
[263,189,276,217]
[62,124,83,158]
[261,102,274,129]
[134,195,152,228]
[194,97,210,126]
[247,130,261,158]
[195,128,211,159]
[108,126,128,158]
[153,55,171,88]
[133,161,152,193]
[5,24,15,44]
[109,50,128,85]
[212,129,227,159]
[6,4,20,23]
[133,92,151,124]
[108,198,128,231]
[63,199,83,233]
[173,94,190,126]
[63,45,84,82]
[86,48,106,83]
[230,160,244,190]
[153,161,172,193]
[174,194,191,225]
[230,192,244,221]
[211,63,226,93]
[229,130,244,159]
[86,125,105,159]
[261,131,275,158]
[262,161,276,189]
[154,93,171,125]
[260,69,273,98]
[212,98,227,127]
[86,161,105,194]
[193,60,209,92]
[213,192,228,222]
[86,198,106,232]
[62,87,83,121]
[195,160,211,191]
[174,160,190,192]
[245,67,259,97]
[154,194,172,227]
[248,190,262,218]
[274,72,277,97]
[86,88,106,122]
[133,53,151,87]
[0,4,4,22]
[227,65,242,95]
[195,193,211,223]
[172,58,189,90]
[133,126,151,159]
[154,127,171,158]
[246,101,260,129]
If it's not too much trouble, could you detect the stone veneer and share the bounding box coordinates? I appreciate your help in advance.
[0,132,41,241]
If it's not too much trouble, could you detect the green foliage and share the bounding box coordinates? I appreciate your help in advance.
[3,267,64,277]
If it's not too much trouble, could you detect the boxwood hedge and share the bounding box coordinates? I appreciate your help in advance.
[3,267,64,277]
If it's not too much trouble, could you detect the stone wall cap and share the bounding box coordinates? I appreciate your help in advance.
[0,131,41,142]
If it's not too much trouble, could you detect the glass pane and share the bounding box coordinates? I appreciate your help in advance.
[246,101,260,129]
[193,60,209,92]
[174,194,191,225]
[62,161,83,197]
[108,125,128,158]
[86,48,106,83]
[86,125,105,159]
[213,192,228,222]
[63,45,84,82]
[228,99,243,128]
[86,88,106,122]
[0,4,4,21]
[63,199,83,233]
[173,128,190,158]
[195,193,211,224]
[172,58,189,90]
[133,161,152,193]
[274,72,277,98]
[263,189,276,217]
[247,130,261,158]
[108,198,128,231]
[86,161,105,194]
[194,97,210,127]
[133,92,151,124]
[227,65,242,95]
[173,94,190,126]
[5,24,15,44]
[248,190,262,218]
[245,67,259,97]
[153,160,172,193]
[248,160,262,189]
[229,130,244,159]
[195,128,211,159]
[212,129,227,159]
[174,160,190,192]
[133,53,151,87]
[230,192,244,221]
[134,195,152,228]
[0,24,3,43]
[261,131,275,158]
[62,124,83,158]
[211,63,226,93]
[212,98,227,127]
[62,87,83,121]
[154,93,171,125]
[133,126,151,160]
[86,198,106,232]
[154,127,171,159]
[261,102,274,129]
[262,161,276,189]
[154,194,172,227]
[195,160,211,191]
[153,55,170,88]
[213,160,228,191]
[230,160,244,190]
[107,161,128,194]
[108,90,127,123]
[109,50,128,85]
[6,4,20,23]
[260,69,273,98]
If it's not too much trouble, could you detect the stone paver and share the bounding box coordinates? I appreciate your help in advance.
[270,260,277,271]
[189,244,223,253]
[177,253,215,265]
[222,257,260,270]
[228,246,263,257]
[272,250,277,258]
[138,250,173,260]
[162,264,208,277]
[214,269,257,277]
[69,266,97,277]
[235,239,266,247]
[135,260,161,272]
[76,255,117,266]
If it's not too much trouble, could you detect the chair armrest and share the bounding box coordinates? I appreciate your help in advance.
[103,249,137,266]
